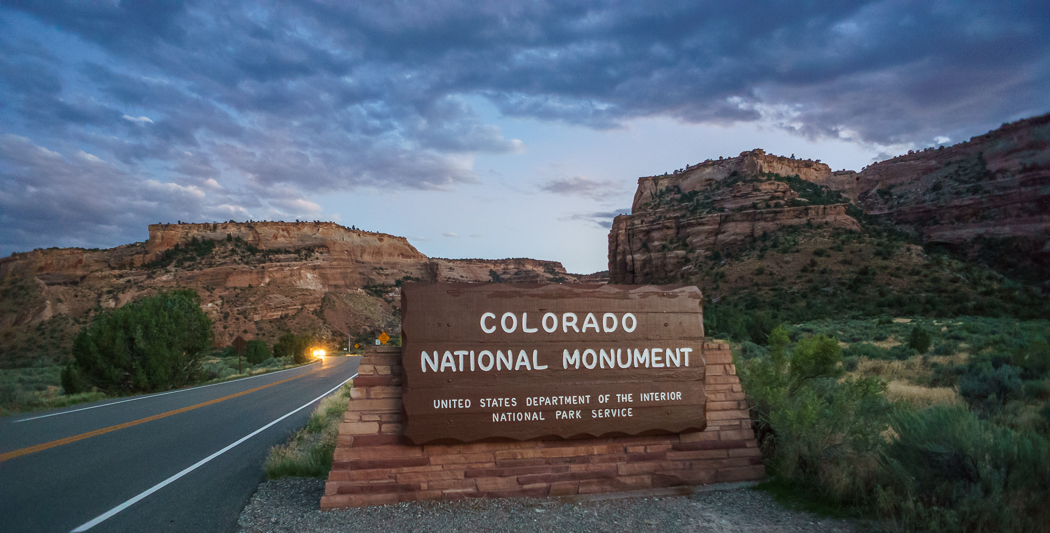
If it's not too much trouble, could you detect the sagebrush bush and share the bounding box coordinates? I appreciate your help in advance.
[959,362,1023,406]
[879,405,1050,532]
[741,317,1050,531]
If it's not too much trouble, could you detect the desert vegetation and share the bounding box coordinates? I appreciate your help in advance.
[61,289,214,395]
[264,380,353,479]
[734,317,1050,532]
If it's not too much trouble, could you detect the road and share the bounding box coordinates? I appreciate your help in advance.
[0,356,359,533]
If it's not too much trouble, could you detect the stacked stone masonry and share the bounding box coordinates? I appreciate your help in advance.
[321,343,763,509]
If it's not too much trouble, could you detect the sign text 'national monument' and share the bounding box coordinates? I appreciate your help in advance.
[400,283,707,444]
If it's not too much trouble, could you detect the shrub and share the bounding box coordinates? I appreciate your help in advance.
[842,355,860,372]
[908,325,932,354]
[62,290,212,395]
[959,362,1023,406]
[244,340,271,365]
[1022,380,1050,401]
[888,344,916,361]
[739,327,891,504]
[880,405,1050,532]
[738,341,769,360]
[273,333,315,364]
[843,342,892,360]
[932,340,958,355]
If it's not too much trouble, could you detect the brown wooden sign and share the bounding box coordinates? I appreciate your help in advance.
[401,283,707,444]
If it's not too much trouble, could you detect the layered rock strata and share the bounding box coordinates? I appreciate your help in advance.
[610,149,862,284]
[610,114,1050,286]
[0,222,583,363]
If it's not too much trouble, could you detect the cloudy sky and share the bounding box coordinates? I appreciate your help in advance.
[1,1,1047,273]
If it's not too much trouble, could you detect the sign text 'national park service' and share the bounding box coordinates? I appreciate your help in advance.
[400,283,707,444]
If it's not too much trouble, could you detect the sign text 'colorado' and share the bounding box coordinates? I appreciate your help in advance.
[401,283,707,444]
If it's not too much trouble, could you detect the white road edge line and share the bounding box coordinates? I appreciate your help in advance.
[69,371,358,533]
[15,361,320,423]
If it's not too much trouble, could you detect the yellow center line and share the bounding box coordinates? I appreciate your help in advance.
[0,368,315,463]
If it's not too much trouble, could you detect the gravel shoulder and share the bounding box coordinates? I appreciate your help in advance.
[237,478,877,533]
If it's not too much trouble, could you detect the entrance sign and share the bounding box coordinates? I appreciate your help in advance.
[401,283,707,444]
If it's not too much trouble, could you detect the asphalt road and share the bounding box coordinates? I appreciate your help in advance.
[0,356,359,533]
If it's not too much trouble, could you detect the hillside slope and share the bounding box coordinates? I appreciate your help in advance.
[0,222,580,368]
[608,116,1049,342]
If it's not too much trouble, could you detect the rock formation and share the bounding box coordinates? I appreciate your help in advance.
[829,114,1050,284]
[610,149,862,284]
[0,222,582,367]
[610,114,1049,288]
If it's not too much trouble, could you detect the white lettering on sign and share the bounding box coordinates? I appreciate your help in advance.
[480,312,496,333]
[430,394,682,416]
[501,312,517,333]
[421,347,691,373]
[639,391,683,402]
[525,394,591,406]
[561,347,693,370]
[479,312,642,335]
[433,398,472,409]
[591,408,633,418]
[492,411,546,422]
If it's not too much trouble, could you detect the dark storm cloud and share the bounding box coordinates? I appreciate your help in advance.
[2,0,1048,253]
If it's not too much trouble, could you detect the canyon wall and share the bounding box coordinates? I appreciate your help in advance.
[0,222,581,366]
[842,114,1049,283]
[610,149,862,284]
[610,114,1049,287]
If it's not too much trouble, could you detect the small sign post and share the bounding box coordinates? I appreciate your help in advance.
[232,336,247,374]
[378,332,391,345]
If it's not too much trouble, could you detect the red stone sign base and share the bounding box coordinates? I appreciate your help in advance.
[320,343,764,509]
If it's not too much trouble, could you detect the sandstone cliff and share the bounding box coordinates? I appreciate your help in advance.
[834,114,1049,284]
[610,115,1049,288]
[610,150,862,284]
[0,222,581,367]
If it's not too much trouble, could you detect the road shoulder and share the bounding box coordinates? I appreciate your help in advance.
[237,477,876,532]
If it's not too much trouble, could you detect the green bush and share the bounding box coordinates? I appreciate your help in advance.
[843,342,892,360]
[959,362,1023,406]
[273,333,315,364]
[880,405,1050,532]
[244,340,271,365]
[61,290,212,395]
[888,344,916,361]
[932,340,958,355]
[908,325,932,354]
[738,341,769,360]
[739,326,892,504]
[1022,380,1050,401]
[842,355,860,372]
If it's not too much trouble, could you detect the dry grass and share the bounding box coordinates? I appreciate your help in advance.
[852,357,927,381]
[926,353,968,366]
[870,337,901,349]
[884,380,963,408]
[847,353,968,409]
[264,380,352,479]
